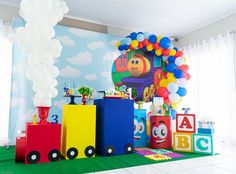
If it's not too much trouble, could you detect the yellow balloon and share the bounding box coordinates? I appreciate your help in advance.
[157,35,162,42]
[147,44,153,51]
[167,73,175,79]
[177,97,182,104]
[159,79,168,87]
[155,48,163,56]
[184,57,187,63]
[169,49,176,56]
[167,76,176,82]
[116,41,121,48]
[131,40,138,48]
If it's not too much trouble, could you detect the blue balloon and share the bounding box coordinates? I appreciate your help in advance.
[137,31,144,35]
[130,32,137,40]
[173,47,178,51]
[160,37,171,49]
[118,45,124,51]
[177,87,187,97]
[174,69,184,78]
[123,45,129,50]
[137,33,145,42]
[120,39,126,45]
[168,56,175,63]
[144,32,151,39]
[142,46,147,51]
[166,63,176,73]
[171,110,177,120]
[125,37,132,45]
[149,35,157,43]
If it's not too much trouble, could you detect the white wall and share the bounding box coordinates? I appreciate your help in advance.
[176,13,236,48]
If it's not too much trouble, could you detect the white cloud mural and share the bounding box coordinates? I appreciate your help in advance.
[57,36,75,47]
[85,73,97,81]
[67,51,92,65]
[11,97,25,108]
[109,39,118,47]
[54,99,67,109]
[102,51,120,61]
[87,41,105,50]
[60,66,81,78]
[102,71,112,81]
[69,28,99,38]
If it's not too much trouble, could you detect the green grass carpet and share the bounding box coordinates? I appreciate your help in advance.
[0,146,211,174]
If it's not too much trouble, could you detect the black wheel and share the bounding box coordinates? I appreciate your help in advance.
[48,149,61,162]
[27,151,40,164]
[125,144,133,154]
[67,147,78,160]
[105,146,115,156]
[85,146,95,158]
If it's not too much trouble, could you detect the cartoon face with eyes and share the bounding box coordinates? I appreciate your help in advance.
[134,109,147,147]
[127,54,151,77]
[150,116,172,149]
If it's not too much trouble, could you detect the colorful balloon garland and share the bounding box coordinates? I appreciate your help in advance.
[116,32,191,111]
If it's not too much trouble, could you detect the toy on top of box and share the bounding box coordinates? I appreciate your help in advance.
[134,101,147,147]
[198,120,215,134]
[61,84,96,160]
[94,98,134,156]
[98,85,132,99]
[15,107,61,164]
[149,97,172,149]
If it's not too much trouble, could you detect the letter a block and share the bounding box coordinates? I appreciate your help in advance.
[173,132,193,152]
[176,114,196,133]
[193,134,214,155]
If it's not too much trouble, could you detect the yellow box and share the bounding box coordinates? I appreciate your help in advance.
[61,105,96,160]
[173,132,193,152]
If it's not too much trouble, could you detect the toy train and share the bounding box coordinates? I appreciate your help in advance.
[15,98,134,164]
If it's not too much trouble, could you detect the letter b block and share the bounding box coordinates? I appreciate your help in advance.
[193,134,214,155]
[176,114,196,133]
[173,132,193,152]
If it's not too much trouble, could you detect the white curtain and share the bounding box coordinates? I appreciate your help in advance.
[0,20,12,145]
[180,31,236,145]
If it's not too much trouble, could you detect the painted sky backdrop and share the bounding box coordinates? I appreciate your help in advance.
[9,17,121,144]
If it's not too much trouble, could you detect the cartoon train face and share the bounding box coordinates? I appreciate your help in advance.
[134,109,147,147]
[127,54,151,77]
[150,116,172,149]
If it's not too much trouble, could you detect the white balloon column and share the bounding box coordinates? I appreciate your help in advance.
[14,0,69,123]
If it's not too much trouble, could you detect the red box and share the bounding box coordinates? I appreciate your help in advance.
[24,123,61,164]
[15,136,26,162]
[150,116,172,149]
[176,114,196,133]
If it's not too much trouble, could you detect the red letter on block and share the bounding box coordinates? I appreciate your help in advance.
[176,114,196,133]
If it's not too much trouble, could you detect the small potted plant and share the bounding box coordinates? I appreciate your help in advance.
[78,86,93,105]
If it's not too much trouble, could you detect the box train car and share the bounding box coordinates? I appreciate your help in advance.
[94,98,134,156]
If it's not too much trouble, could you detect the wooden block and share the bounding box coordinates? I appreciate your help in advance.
[61,105,96,160]
[193,134,214,155]
[173,132,193,152]
[176,114,196,133]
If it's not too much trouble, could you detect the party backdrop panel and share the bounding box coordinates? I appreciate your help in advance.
[9,17,121,144]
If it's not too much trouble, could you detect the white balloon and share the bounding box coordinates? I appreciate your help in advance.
[169,93,180,103]
[162,56,168,62]
[167,82,179,93]
[175,57,184,66]
[176,78,188,87]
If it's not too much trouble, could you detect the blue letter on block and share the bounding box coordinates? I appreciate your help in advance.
[193,134,213,155]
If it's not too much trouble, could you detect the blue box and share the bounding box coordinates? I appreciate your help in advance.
[94,98,134,156]
[134,109,147,147]
[198,128,214,134]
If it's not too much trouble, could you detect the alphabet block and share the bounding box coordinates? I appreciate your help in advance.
[173,132,193,152]
[176,114,196,133]
[193,134,214,155]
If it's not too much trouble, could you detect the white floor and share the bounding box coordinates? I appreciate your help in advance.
[92,143,236,174]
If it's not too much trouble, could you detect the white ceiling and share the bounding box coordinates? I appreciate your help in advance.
[1,0,236,37]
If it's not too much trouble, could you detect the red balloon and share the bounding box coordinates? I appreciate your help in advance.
[162,49,170,56]
[142,39,150,46]
[175,50,183,57]
[129,45,133,50]
[157,87,169,98]
[178,65,189,72]
[138,42,143,49]
[153,42,160,50]
[184,72,191,80]
[164,98,170,105]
